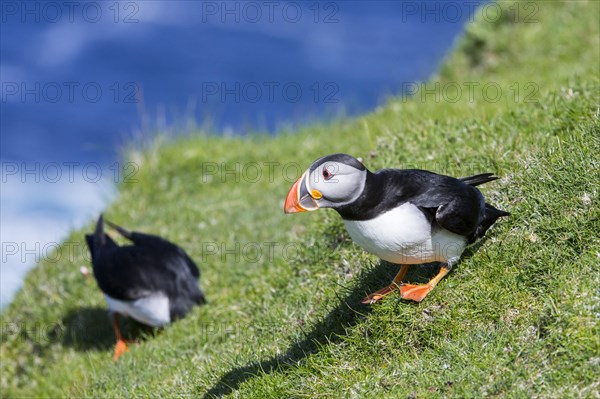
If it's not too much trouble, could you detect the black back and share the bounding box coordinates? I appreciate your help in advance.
[85,215,206,320]
[336,169,509,243]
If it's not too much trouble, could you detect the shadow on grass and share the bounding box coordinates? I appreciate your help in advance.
[202,260,432,398]
[202,242,492,398]
[61,307,155,351]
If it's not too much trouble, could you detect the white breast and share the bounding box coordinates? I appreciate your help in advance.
[105,293,171,327]
[343,202,466,265]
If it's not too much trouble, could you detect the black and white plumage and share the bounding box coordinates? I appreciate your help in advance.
[85,215,205,359]
[284,153,509,303]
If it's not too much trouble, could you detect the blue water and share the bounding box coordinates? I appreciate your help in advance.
[0,1,477,308]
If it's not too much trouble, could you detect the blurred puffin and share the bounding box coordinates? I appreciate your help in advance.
[284,154,509,304]
[85,215,206,360]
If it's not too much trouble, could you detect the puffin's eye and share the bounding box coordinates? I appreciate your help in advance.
[322,168,333,181]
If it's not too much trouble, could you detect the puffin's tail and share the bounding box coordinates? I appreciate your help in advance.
[104,219,134,240]
[468,203,510,244]
[105,219,165,248]
[85,214,117,260]
[460,173,499,187]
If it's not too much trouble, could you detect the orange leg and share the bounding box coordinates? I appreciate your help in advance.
[362,264,410,304]
[399,265,451,303]
[111,313,134,361]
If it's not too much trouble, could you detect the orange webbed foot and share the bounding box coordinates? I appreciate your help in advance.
[112,338,139,361]
[399,283,434,302]
[361,264,411,304]
[113,339,129,361]
[361,284,398,304]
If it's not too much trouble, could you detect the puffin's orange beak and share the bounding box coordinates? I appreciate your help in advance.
[284,172,319,213]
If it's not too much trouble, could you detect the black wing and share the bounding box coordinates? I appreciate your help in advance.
[93,244,205,316]
[338,169,486,236]
[106,219,201,279]
[399,170,486,236]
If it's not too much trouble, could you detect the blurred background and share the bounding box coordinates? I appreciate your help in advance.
[0,1,479,308]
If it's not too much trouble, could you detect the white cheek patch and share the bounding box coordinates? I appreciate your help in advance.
[322,178,358,201]
[309,166,366,205]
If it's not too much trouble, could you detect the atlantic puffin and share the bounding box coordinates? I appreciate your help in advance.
[284,153,509,304]
[85,215,206,360]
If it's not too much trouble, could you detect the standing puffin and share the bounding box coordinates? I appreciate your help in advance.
[85,215,206,360]
[284,154,509,304]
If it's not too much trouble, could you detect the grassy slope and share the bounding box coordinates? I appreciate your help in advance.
[2,1,599,397]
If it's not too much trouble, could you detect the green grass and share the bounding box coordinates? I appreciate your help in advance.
[2,1,599,397]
